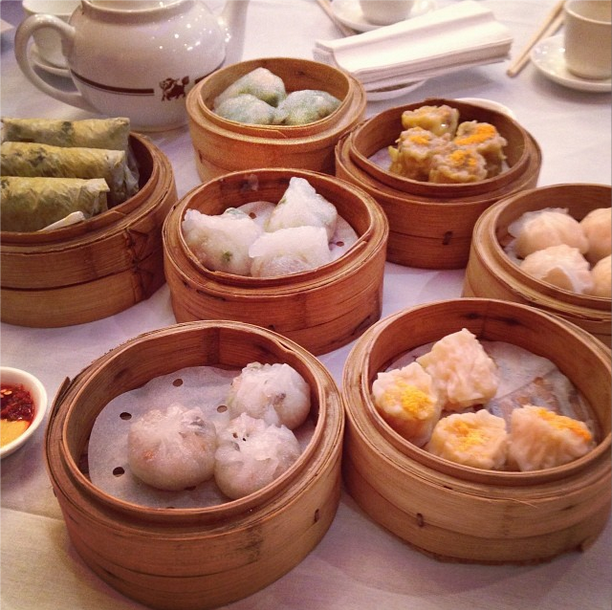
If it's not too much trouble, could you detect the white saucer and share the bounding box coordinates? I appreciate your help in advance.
[366,79,426,101]
[331,0,438,33]
[531,35,611,93]
[30,44,71,79]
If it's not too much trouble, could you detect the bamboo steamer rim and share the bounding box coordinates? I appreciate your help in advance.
[165,167,388,291]
[189,57,359,140]
[474,183,612,313]
[335,129,542,208]
[342,297,612,487]
[0,133,168,246]
[47,320,342,523]
[348,98,537,197]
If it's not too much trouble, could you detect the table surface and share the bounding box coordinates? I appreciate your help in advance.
[1,1,611,609]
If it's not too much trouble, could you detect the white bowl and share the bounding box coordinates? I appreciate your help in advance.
[1,366,48,459]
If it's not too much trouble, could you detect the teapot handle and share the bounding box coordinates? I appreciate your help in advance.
[14,14,98,113]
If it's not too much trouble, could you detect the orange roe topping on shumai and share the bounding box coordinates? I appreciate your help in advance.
[530,406,593,442]
[378,380,436,421]
[446,418,493,453]
[447,148,481,170]
[454,122,498,146]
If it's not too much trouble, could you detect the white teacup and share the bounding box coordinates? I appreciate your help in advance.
[359,0,415,26]
[22,0,81,68]
[564,0,612,80]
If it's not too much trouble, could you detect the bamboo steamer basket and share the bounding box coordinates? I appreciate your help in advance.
[463,183,611,346]
[0,133,177,327]
[335,98,542,269]
[162,168,388,355]
[44,320,345,610]
[342,298,611,564]
[186,57,366,182]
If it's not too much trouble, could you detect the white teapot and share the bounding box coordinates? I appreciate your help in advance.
[14,0,249,131]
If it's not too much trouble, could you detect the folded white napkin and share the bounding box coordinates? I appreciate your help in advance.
[313,1,513,91]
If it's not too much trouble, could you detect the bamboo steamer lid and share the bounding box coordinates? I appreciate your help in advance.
[186,57,366,182]
[44,320,345,610]
[162,168,388,356]
[0,133,177,327]
[335,98,542,269]
[342,298,611,564]
[463,183,611,346]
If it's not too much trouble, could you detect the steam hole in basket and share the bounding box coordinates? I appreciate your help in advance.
[442,231,453,245]
[249,212,257,219]
[416,513,425,527]
[119,412,132,420]
[314,509,321,523]
[335,240,345,247]
[173,378,184,387]
[112,466,125,477]
[184,486,196,491]
[217,404,228,413]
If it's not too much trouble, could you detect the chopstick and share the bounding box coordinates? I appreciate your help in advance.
[506,0,565,77]
[316,0,356,37]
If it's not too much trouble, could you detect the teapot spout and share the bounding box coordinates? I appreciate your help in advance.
[219,0,250,66]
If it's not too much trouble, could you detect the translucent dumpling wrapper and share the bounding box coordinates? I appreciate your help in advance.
[273,89,341,125]
[426,409,509,470]
[588,254,612,298]
[580,207,612,265]
[416,328,499,411]
[127,403,217,491]
[214,94,277,125]
[214,413,301,500]
[249,225,332,277]
[0,141,138,206]
[213,67,287,109]
[265,176,338,241]
[371,361,441,447]
[1,176,109,232]
[182,207,263,275]
[507,405,595,471]
[1,117,131,151]
[520,244,594,294]
[509,208,589,259]
[225,362,311,430]
[400,104,460,137]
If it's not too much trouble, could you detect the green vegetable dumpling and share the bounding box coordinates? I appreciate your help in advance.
[214,94,276,125]
[273,90,341,126]
[213,67,287,109]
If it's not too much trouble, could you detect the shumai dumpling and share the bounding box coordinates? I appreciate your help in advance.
[371,361,441,447]
[453,120,507,177]
[416,328,499,411]
[426,409,509,470]
[400,104,460,137]
[507,405,595,471]
[580,207,611,264]
[428,147,488,184]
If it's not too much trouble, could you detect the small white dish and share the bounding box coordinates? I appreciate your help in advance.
[1,367,48,459]
[366,79,426,101]
[30,44,71,79]
[531,35,611,93]
[457,97,517,119]
[331,0,437,33]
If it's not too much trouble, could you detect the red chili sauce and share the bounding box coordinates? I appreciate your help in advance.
[1,384,35,424]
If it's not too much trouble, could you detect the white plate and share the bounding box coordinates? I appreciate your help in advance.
[30,44,71,79]
[456,97,517,119]
[366,79,426,101]
[531,35,611,93]
[331,0,438,33]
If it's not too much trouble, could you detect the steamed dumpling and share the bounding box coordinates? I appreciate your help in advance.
[588,254,612,298]
[265,176,338,240]
[520,244,594,293]
[214,413,301,500]
[580,207,611,264]
[509,208,589,258]
[371,362,441,447]
[273,90,341,125]
[213,67,287,108]
[127,404,217,491]
[416,329,499,411]
[249,226,332,277]
[214,94,276,125]
[426,409,509,470]
[225,362,311,429]
[507,405,595,471]
[182,207,263,275]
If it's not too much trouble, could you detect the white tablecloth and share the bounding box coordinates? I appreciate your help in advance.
[1,1,611,609]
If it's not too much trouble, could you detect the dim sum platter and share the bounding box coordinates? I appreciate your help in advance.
[331,0,437,32]
[530,35,611,93]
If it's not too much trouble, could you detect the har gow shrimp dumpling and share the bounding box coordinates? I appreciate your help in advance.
[580,207,612,264]
[588,254,612,298]
[127,403,217,491]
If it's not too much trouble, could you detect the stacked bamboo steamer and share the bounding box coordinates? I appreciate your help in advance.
[342,298,611,564]
[186,57,366,182]
[335,98,542,269]
[463,183,611,346]
[0,133,177,327]
[162,168,389,356]
[45,320,345,610]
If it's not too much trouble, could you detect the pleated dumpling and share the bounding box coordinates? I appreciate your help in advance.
[416,328,499,411]
[588,254,612,298]
[580,207,612,264]
[273,89,341,125]
[213,67,287,108]
[507,405,595,471]
[371,361,441,447]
